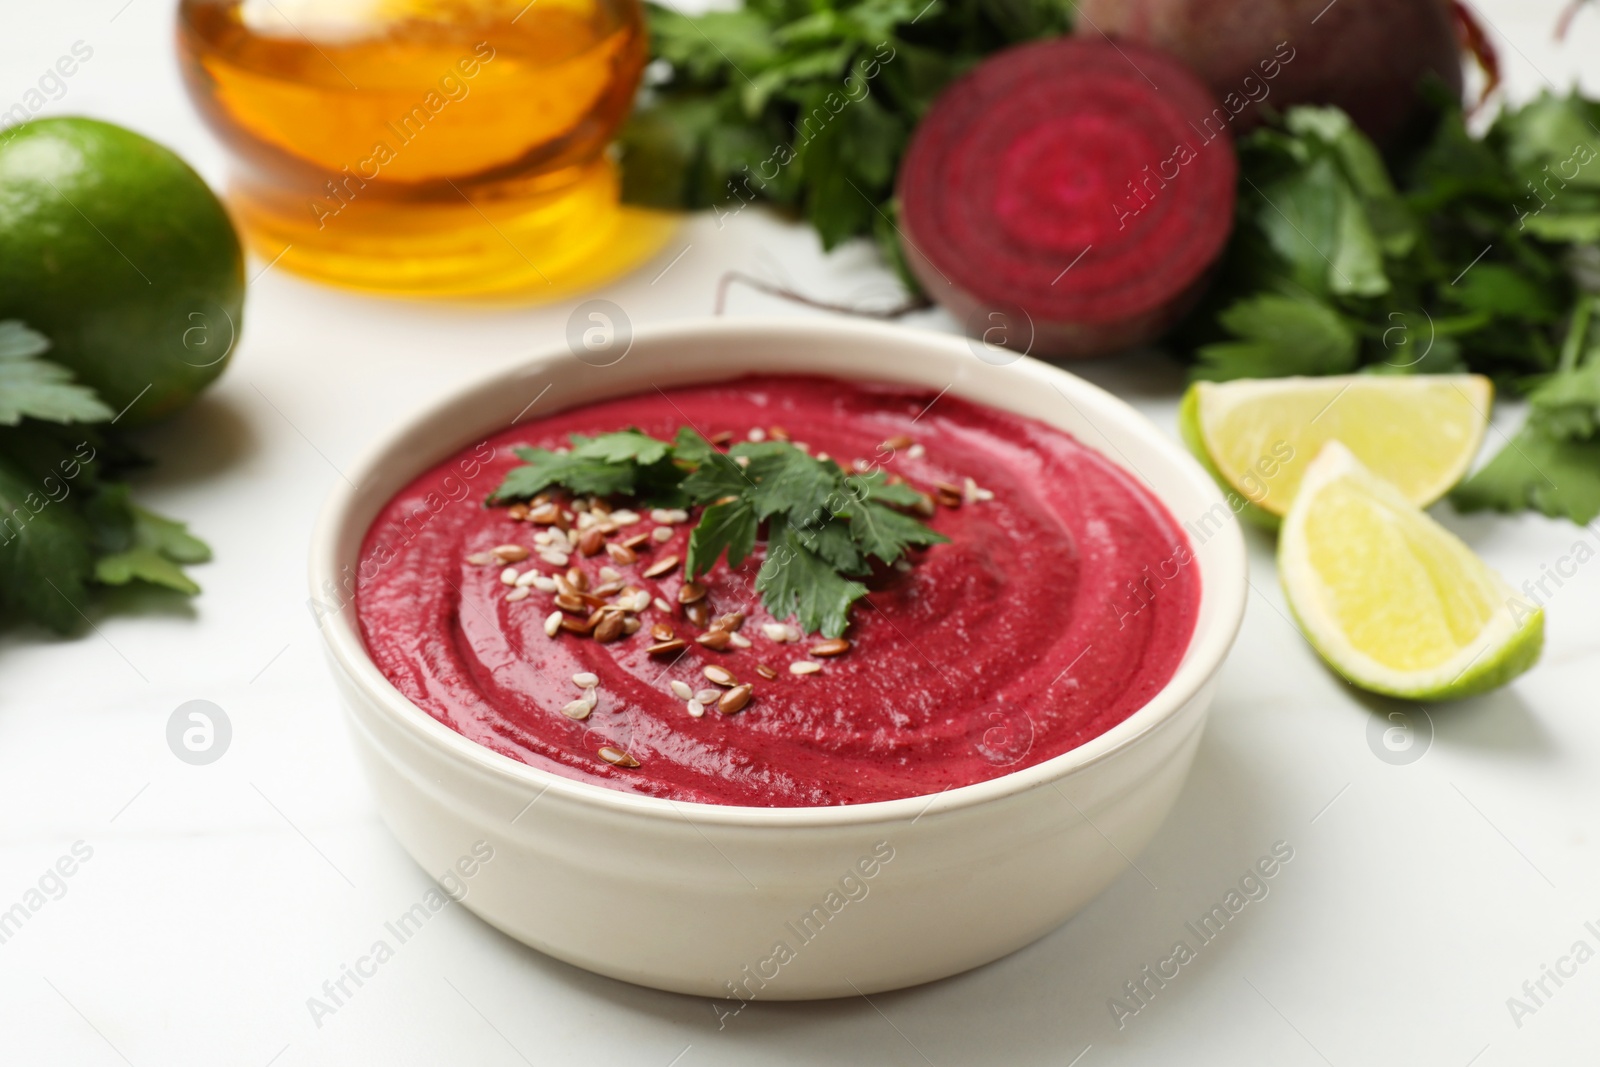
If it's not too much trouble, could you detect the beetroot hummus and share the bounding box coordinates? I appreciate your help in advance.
[356,375,1199,806]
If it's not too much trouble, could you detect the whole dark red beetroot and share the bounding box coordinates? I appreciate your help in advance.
[1074,0,1463,147]
[897,37,1238,360]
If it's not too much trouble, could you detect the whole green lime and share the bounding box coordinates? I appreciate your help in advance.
[0,117,243,426]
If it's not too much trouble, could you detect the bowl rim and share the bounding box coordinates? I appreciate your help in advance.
[310,317,1247,829]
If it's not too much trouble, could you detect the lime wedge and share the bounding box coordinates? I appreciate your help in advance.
[1279,442,1543,701]
[1181,375,1492,525]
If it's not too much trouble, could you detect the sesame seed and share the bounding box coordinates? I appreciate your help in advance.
[694,688,720,704]
[747,427,766,442]
[573,672,600,688]
[505,586,531,602]
[654,597,673,613]
[562,698,594,720]
[907,443,926,459]
[500,567,520,585]
[609,509,641,526]
[790,661,822,675]
[670,680,693,700]
[652,526,674,543]
[544,611,562,637]
[686,700,706,718]
[539,549,570,566]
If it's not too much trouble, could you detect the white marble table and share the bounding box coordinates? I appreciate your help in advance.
[2,1,1597,1063]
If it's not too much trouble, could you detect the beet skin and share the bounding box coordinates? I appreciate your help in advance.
[1074,0,1464,147]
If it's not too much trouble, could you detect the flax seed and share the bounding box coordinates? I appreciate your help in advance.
[599,746,640,768]
[642,554,680,579]
[579,527,605,556]
[703,665,737,687]
[647,638,688,655]
[678,581,706,605]
[755,664,778,680]
[810,638,851,656]
[696,630,731,650]
[594,613,625,643]
[718,684,753,714]
[606,542,637,566]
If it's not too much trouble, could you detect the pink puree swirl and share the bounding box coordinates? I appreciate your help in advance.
[355,376,1199,806]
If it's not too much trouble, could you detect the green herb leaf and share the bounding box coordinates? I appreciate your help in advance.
[571,428,673,466]
[687,498,758,575]
[1195,294,1360,380]
[843,498,949,563]
[0,455,95,632]
[0,321,114,426]
[757,518,869,638]
[845,469,924,507]
[680,449,751,504]
[736,443,841,521]
[1452,421,1600,524]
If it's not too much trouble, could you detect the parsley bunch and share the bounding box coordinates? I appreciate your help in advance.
[0,321,210,632]
[1186,94,1600,524]
[617,0,1072,275]
[489,428,947,636]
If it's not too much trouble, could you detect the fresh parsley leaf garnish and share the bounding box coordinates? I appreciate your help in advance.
[488,428,949,635]
[0,321,114,426]
[687,498,758,575]
[0,323,211,632]
[757,517,869,639]
[1452,422,1600,524]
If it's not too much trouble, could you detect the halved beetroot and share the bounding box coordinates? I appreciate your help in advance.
[897,37,1238,360]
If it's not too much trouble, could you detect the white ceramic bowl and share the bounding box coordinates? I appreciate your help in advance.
[310,318,1246,999]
